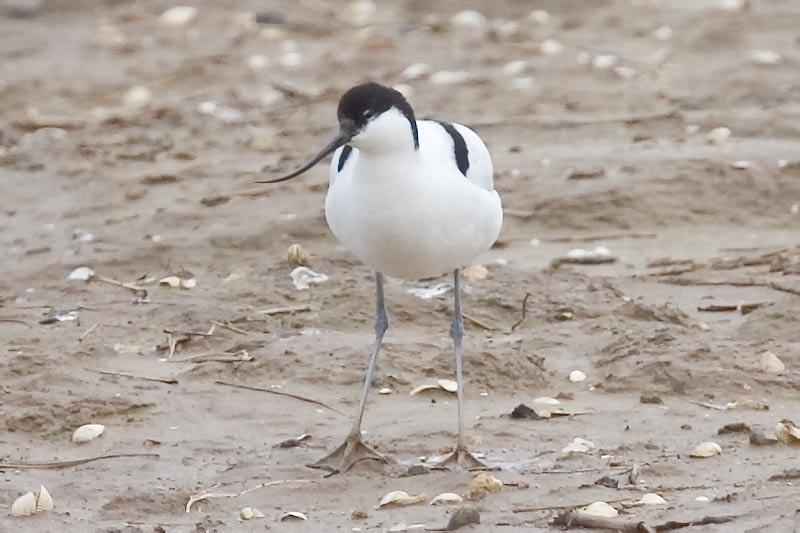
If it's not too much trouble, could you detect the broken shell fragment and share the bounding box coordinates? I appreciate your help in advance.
[560,437,594,457]
[446,505,480,530]
[290,266,328,290]
[379,387,392,395]
[68,266,95,281]
[690,441,722,458]
[750,49,782,65]
[466,472,502,500]
[760,350,785,374]
[287,243,311,267]
[72,423,106,444]
[580,501,618,518]
[11,492,37,517]
[378,490,427,508]
[429,492,463,506]
[539,38,563,55]
[774,420,800,444]
[437,379,458,393]
[706,127,732,145]
[462,265,488,281]
[533,396,561,406]
[239,507,266,520]
[280,511,308,521]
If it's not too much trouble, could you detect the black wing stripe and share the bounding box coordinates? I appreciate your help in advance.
[433,121,469,177]
[337,145,353,172]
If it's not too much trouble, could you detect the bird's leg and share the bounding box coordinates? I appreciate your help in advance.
[434,269,491,469]
[308,272,391,474]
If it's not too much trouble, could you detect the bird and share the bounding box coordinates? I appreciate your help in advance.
[258,82,503,474]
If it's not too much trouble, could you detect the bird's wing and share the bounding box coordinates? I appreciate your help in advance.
[417,119,494,191]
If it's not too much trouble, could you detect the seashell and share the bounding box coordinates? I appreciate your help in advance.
[180,278,196,289]
[639,493,666,505]
[379,387,392,395]
[706,127,732,145]
[122,86,152,108]
[511,77,536,91]
[430,71,471,86]
[592,55,618,69]
[378,490,427,508]
[35,486,53,512]
[401,63,431,81]
[462,265,488,281]
[569,370,587,383]
[247,54,269,70]
[450,10,488,31]
[72,423,105,444]
[287,244,311,267]
[528,10,550,24]
[466,472,502,500]
[159,6,197,26]
[240,507,265,520]
[290,266,328,290]
[11,492,37,517]
[280,511,308,521]
[750,49,782,65]
[533,396,561,405]
[760,350,785,374]
[731,160,753,170]
[561,437,594,457]
[410,384,439,396]
[429,492,463,506]
[695,495,710,503]
[539,38,563,55]
[690,441,722,458]
[614,66,636,79]
[437,379,458,393]
[68,266,95,281]
[580,501,618,518]
[774,420,800,444]
[159,276,181,288]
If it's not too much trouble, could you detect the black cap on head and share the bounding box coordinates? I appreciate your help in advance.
[337,82,419,148]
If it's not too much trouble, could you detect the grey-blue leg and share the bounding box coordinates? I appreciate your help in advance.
[436,269,490,469]
[308,272,391,474]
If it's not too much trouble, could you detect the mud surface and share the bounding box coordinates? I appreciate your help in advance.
[1,0,800,531]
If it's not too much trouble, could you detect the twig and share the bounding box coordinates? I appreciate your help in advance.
[686,399,727,411]
[214,380,343,415]
[552,511,652,532]
[511,293,532,331]
[172,351,253,364]
[503,208,535,219]
[0,318,28,325]
[211,320,249,334]
[697,304,738,313]
[186,478,314,512]
[551,256,617,267]
[462,312,496,331]
[543,233,657,244]
[255,304,312,315]
[656,515,736,530]
[514,497,631,514]
[88,368,178,385]
[771,282,800,296]
[0,453,159,470]
[78,323,98,341]
[163,326,215,337]
[93,275,148,297]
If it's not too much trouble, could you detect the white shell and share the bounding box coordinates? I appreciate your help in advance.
[561,437,595,456]
[240,507,266,520]
[379,387,392,395]
[11,492,36,517]
[122,86,152,108]
[462,265,488,281]
[35,486,53,512]
[290,267,328,290]
[690,441,722,458]
[706,127,732,145]
[539,38,563,55]
[437,379,458,393]
[379,490,426,507]
[410,384,438,396]
[401,63,431,81]
[68,266,95,281]
[287,244,311,267]
[72,423,105,444]
[760,351,785,374]
[580,501,618,518]
[639,493,667,505]
[429,492,463,506]
[159,6,197,26]
[159,275,181,288]
[592,55,619,69]
[280,511,308,521]
[430,71,471,85]
[750,49,782,65]
[528,10,550,24]
[450,10,488,31]
[569,370,587,383]
[467,472,503,499]
[695,495,710,503]
[533,396,561,405]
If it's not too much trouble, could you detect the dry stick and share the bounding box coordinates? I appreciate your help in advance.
[514,496,632,514]
[211,320,249,335]
[173,351,253,364]
[88,368,178,385]
[93,275,147,294]
[185,478,315,512]
[78,323,98,341]
[542,232,657,244]
[255,304,312,315]
[552,511,652,532]
[656,515,736,530]
[0,453,159,470]
[511,293,532,332]
[686,399,727,411]
[503,208,535,219]
[214,380,344,415]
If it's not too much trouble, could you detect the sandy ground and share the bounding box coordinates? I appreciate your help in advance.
[2,0,800,531]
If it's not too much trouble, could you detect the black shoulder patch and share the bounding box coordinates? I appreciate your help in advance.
[337,145,353,172]
[433,121,469,176]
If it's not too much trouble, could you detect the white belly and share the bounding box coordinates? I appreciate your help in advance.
[325,158,503,280]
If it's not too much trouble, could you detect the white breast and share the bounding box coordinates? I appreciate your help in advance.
[325,122,503,280]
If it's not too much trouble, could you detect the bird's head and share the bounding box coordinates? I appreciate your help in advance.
[257,82,418,184]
